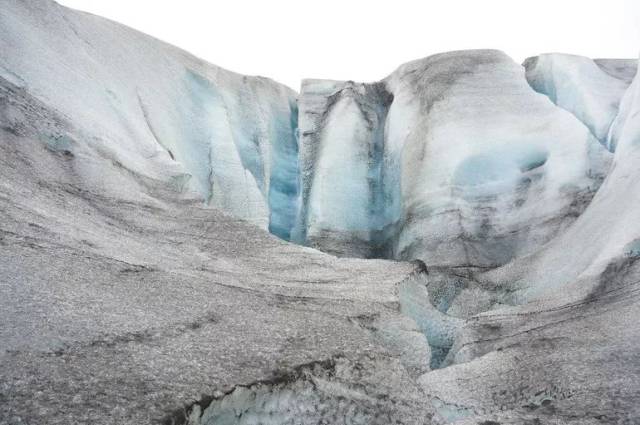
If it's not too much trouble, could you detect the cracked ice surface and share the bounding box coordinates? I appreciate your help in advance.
[183,357,431,425]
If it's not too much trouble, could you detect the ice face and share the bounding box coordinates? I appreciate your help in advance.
[179,70,268,226]
[390,51,612,267]
[1,1,617,255]
[294,50,612,268]
[4,1,640,423]
[524,54,635,151]
[267,99,300,240]
[150,71,300,233]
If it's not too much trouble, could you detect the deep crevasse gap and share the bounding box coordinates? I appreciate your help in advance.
[267,98,300,240]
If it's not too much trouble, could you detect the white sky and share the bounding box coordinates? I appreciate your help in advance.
[58,0,640,90]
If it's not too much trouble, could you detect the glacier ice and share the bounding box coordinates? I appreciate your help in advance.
[480,52,640,303]
[524,53,635,151]
[295,50,612,269]
[3,0,640,424]
[1,0,618,255]
[0,0,299,235]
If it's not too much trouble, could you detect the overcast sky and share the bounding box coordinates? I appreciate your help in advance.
[58,0,640,90]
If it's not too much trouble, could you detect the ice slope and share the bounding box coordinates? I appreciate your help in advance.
[296,50,612,267]
[0,0,299,237]
[524,53,636,151]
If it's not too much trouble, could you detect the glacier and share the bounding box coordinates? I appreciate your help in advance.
[2,0,640,424]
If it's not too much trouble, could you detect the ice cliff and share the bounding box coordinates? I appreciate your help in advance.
[3,0,640,424]
[296,50,614,269]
